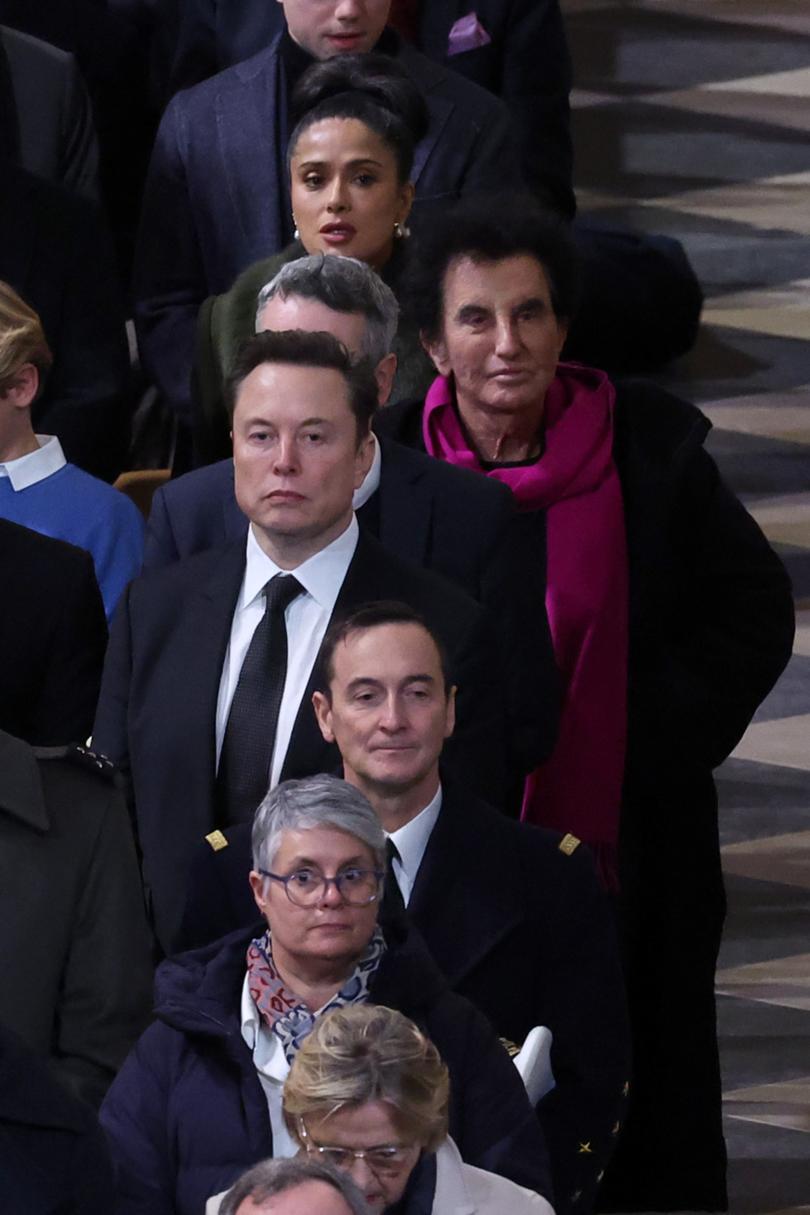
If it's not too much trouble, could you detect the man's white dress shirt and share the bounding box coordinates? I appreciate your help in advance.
[387,786,443,905]
[215,516,358,789]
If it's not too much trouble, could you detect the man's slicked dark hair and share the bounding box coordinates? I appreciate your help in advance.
[404,194,580,344]
[224,328,378,437]
[316,601,453,696]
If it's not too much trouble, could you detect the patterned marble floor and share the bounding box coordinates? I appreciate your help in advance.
[563,2,810,1211]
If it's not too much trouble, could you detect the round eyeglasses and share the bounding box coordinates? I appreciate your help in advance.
[298,1119,416,1176]
[258,866,384,907]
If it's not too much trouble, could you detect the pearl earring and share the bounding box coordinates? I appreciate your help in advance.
[394,221,410,240]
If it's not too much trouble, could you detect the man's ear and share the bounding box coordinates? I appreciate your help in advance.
[444,685,457,740]
[374,353,397,406]
[312,690,335,743]
[1,363,39,410]
[421,330,452,378]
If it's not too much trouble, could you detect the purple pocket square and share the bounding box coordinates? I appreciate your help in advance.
[447,12,492,56]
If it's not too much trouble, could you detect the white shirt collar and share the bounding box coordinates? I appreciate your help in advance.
[388,784,443,904]
[0,434,66,491]
[352,433,382,510]
[242,514,359,612]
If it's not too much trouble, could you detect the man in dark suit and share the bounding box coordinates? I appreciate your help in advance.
[134,0,523,422]
[144,253,559,780]
[0,518,107,745]
[0,729,153,1110]
[180,600,630,1215]
[164,0,574,215]
[93,329,509,953]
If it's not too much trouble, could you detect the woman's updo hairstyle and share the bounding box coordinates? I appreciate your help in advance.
[289,54,429,184]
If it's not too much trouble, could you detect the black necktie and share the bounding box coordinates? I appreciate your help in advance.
[381,837,407,919]
[217,574,303,824]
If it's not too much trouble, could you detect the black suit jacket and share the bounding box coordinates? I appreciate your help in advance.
[0,161,130,480]
[143,440,560,783]
[93,531,506,952]
[0,519,107,746]
[134,29,522,418]
[178,780,629,1214]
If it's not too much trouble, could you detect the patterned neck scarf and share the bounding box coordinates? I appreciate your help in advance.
[246,928,387,1065]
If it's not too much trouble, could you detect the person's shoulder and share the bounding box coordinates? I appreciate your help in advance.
[353,530,481,616]
[129,538,244,605]
[381,433,513,510]
[396,39,508,119]
[168,33,281,114]
[613,376,711,461]
[0,515,94,577]
[155,460,234,511]
[374,397,425,445]
[57,463,144,528]
[0,24,74,71]
[436,1138,551,1214]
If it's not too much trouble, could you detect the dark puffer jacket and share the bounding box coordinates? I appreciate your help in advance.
[100,917,551,1214]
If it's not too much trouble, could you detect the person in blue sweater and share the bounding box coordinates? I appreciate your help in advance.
[0,280,143,618]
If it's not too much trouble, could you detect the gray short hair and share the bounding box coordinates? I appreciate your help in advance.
[218,1155,370,1215]
[252,775,386,873]
[255,255,399,366]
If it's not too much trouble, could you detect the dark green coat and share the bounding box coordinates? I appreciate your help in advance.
[0,731,154,1109]
[192,241,435,463]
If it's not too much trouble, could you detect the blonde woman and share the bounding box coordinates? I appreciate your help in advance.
[210,1004,554,1215]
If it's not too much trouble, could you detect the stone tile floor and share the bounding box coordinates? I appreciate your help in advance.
[564,1,810,1209]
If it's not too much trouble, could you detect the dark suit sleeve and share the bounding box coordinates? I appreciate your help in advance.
[457,92,524,196]
[133,96,204,422]
[442,603,510,809]
[33,548,107,746]
[444,994,553,1200]
[533,845,630,1213]
[54,783,153,1109]
[633,449,795,770]
[58,44,101,198]
[99,1024,178,1214]
[92,582,135,779]
[143,485,181,571]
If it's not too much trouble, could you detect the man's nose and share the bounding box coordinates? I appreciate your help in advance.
[334,0,363,20]
[272,436,298,473]
[494,317,521,356]
[379,694,405,731]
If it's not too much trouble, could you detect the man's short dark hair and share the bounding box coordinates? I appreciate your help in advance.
[317,602,452,697]
[218,1155,368,1215]
[224,328,378,438]
[404,194,580,344]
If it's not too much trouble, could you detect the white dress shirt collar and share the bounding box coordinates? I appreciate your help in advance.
[388,784,443,906]
[242,513,359,610]
[0,434,66,491]
[352,432,382,510]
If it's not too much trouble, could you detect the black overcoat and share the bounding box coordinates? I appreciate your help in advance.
[374,380,796,1210]
[0,731,153,1109]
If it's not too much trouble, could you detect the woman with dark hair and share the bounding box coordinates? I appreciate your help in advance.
[374,194,795,1213]
[194,52,434,461]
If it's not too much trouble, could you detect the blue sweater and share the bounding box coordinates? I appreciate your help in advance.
[0,464,144,620]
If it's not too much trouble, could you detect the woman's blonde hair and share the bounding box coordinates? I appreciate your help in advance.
[284,1005,449,1152]
[0,281,53,394]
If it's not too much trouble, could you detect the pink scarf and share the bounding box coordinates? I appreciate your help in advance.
[422,365,628,889]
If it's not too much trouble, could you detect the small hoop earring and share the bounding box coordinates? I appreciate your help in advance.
[394,221,410,240]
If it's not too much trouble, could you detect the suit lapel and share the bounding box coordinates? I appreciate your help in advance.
[409,786,525,987]
[397,43,456,185]
[375,438,433,566]
[178,546,247,826]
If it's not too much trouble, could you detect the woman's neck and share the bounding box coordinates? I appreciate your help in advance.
[271,945,356,1013]
[456,396,544,464]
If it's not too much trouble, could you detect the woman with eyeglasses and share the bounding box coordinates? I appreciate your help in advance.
[208,1005,554,1215]
[100,775,551,1215]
